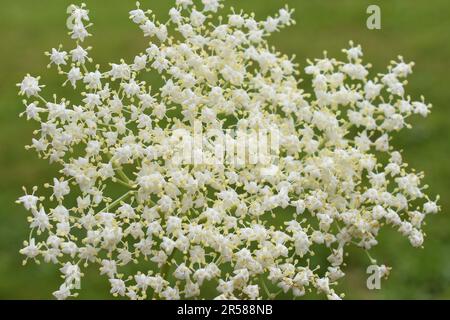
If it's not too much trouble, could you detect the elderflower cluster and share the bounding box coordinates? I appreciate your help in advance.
[17,1,440,300]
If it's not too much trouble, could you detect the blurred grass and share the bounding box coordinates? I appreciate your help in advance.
[0,0,449,299]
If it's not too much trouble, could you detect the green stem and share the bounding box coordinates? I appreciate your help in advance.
[106,153,133,185]
[99,190,134,213]
[114,178,134,189]
[260,275,273,299]
[151,249,177,300]
[115,166,132,185]
[365,250,377,264]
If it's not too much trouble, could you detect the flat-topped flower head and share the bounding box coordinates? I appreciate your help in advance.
[17,0,440,300]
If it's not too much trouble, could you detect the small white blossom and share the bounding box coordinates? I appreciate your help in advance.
[48,48,68,66]
[18,75,42,97]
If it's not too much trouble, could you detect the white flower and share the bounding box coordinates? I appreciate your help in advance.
[278,8,293,25]
[70,45,89,63]
[30,207,51,231]
[109,63,131,80]
[161,286,180,300]
[70,23,89,41]
[315,277,330,294]
[67,67,83,88]
[129,9,147,24]
[49,48,68,66]
[17,193,39,211]
[424,200,439,214]
[176,0,193,9]
[169,8,182,24]
[343,44,363,61]
[61,241,78,257]
[202,0,220,13]
[100,259,117,278]
[68,5,89,23]
[20,238,40,259]
[60,262,82,285]
[109,278,126,296]
[18,75,42,97]
[243,284,259,299]
[53,178,70,200]
[264,17,279,32]
[412,101,431,117]
[53,283,72,300]
[83,71,102,89]
[174,263,192,280]
[190,10,206,27]
[409,229,424,247]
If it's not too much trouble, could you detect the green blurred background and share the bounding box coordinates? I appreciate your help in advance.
[0,0,449,299]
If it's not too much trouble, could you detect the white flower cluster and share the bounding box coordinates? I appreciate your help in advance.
[17,1,440,300]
